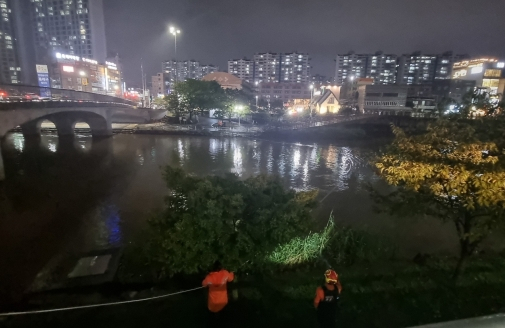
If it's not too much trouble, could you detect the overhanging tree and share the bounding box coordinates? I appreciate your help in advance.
[373,119,505,278]
[459,89,505,117]
[172,79,226,119]
[146,167,318,277]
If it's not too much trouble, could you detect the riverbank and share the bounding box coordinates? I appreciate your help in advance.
[109,122,394,146]
[3,253,505,328]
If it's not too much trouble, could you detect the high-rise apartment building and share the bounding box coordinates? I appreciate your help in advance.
[397,53,438,85]
[334,52,397,85]
[0,0,22,84]
[253,52,310,84]
[201,64,218,77]
[27,0,107,65]
[435,52,468,80]
[334,53,368,84]
[335,51,468,86]
[365,53,397,85]
[228,58,254,82]
[1,0,107,85]
[162,60,219,92]
[397,52,468,85]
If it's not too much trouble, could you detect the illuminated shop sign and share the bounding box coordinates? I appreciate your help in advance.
[56,52,98,65]
[62,65,74,73]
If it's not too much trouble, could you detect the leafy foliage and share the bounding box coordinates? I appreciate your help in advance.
[373,119,505,277]
[163,79,226,118]
[459,90,505,117]
[146,167,318,277]
[213,88,251,121]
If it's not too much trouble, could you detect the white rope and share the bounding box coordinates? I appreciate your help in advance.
[0,286,204,317]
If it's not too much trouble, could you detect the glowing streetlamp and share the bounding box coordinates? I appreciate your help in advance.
[169,26,181,82]
[235,104,244,126]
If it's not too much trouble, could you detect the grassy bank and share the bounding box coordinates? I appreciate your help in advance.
[5,253,505,328]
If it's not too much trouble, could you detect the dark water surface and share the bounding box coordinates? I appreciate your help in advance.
[0,133,490,304]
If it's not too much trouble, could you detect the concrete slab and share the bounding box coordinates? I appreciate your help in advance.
[68,255,112,278]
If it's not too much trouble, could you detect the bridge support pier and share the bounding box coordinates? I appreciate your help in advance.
[52,117,76,137]
[87,116,113,137]
[21,120,42,137]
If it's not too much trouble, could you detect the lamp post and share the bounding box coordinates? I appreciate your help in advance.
[235,105,244,126]
[309,84,314,119]
[169,26,181,83]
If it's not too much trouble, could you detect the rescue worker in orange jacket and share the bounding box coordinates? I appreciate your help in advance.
[202,261,234,326]
[314,269,342,328]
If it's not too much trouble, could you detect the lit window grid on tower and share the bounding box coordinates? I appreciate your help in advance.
[0,0,21,84]
[31,0,94,59]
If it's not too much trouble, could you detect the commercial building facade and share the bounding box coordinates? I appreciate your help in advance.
[432,79,476,104]
[357,84,409,114]
[49,51,122,97]
[451,58,505,96]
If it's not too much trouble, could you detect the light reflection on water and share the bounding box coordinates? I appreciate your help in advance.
[1,133,478,301]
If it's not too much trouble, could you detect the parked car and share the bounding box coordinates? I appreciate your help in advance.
[23,93,41,101]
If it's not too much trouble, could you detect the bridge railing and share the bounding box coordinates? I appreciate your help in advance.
[264,114,374,131]
[0,84,136,109]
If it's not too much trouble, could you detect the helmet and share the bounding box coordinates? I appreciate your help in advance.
[324,269,338,284]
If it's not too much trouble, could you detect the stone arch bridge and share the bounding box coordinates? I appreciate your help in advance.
[0,85,165,180]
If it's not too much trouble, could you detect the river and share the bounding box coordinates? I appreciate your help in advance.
[0,132,478,304]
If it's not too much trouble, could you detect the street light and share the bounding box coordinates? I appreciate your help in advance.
[169,26,181,82]
[309,84,315,119]
[235,105,244,126]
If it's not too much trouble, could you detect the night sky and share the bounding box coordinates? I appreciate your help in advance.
[103,0,505,86]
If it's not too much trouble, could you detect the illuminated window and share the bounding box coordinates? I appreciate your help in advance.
[482,79,499,88]
[484,69,501,77]
[471,66,483,74]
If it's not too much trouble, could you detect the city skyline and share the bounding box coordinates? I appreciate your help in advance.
[103,0,505,85]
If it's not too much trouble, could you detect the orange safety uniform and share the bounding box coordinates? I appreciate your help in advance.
[202,269,235,313]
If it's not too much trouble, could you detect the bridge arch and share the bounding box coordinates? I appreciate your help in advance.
[12,110,111,138]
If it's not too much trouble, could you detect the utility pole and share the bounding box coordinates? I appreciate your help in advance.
[141,59,148,108]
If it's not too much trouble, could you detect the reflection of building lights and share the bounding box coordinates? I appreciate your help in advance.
[233,147,243,175]
[48,142,57,153]
[293,149,301,168]
[13,135,24,152]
